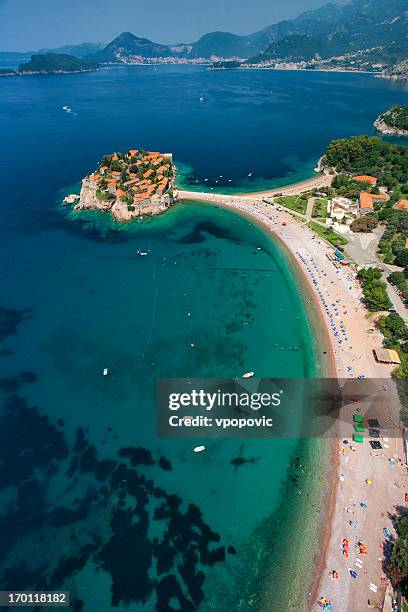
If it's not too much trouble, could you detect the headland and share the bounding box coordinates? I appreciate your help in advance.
[374,104,408,136]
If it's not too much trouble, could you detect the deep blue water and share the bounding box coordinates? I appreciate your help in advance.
[0,66,407,611]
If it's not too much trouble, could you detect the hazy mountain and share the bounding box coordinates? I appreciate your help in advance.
[87,32,173,62]
[189,0,408,61]
[43,42,105,58]
[245,2,343,51]
[2,0,407,64]
[186,2,348,58]
[0,51,34,60]
[0,42,104,63]
[188,32,259,58]
[249,0,408,62]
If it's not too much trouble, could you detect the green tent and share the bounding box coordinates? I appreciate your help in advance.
[354,424,365,433]
[353,414,364,423]
[353,434,364,443]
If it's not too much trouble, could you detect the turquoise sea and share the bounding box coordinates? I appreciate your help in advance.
[0,66,408,611]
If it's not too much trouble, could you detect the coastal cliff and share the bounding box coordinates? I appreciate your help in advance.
[64,149,177,222]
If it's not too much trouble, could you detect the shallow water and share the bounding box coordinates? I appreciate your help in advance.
[0,66,407,610]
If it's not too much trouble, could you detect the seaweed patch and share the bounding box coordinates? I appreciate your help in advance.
[0,393,229,609]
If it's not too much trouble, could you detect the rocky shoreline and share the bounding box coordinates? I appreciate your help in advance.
[0,68,98,77]
[64,174,176,223]
[374,115,408,136]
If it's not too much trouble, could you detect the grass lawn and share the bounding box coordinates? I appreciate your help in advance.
[312,197,329,219]
[275,195,307,215]
[308,220,348,246]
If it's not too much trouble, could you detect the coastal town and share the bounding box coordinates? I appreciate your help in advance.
[65,148,176,221]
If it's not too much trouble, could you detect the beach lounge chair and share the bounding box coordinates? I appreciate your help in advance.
[354,424,365,433]
[353,434,364,443]
[353,414,364,423]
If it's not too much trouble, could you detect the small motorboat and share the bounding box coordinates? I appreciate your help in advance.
[103,368,109,376]
[248,172,252,177]
[242,371,255,379]
[62,105,72,113]
[137,250,148,256]
[193,445,206,453]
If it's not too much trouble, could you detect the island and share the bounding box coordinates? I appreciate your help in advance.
[374,104,408,136]
[65,149,176,222]
[0,53,99,76]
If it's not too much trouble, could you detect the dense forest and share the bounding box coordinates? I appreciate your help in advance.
[18,53,98,74]
[323,135,408,190]
[379,105,408,131]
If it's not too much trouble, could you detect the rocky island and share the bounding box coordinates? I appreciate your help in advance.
[374,104,408,136]
[65,149,176,222]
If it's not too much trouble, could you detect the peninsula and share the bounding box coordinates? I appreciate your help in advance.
[0,53,99,76]
[66,149,176,221]
[374,104,408,136]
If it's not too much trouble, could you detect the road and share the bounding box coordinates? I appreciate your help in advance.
[344,228,408,322]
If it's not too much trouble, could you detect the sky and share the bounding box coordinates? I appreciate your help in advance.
[0,0,345,52]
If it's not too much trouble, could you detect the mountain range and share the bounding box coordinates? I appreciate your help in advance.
[251,0,408,63]
[1,0,407,66]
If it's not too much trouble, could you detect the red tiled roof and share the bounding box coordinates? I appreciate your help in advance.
[353,175,377,185]
[359,191,388,209]
[395,199,408,211]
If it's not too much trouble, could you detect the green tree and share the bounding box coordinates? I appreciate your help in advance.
[395,250,408,268]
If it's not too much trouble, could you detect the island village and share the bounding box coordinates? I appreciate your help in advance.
[65,148,176,222]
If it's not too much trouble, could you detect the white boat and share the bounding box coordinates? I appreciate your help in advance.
[193,445,206,453]
[62,105,72,113]
[103,368,109,376]
[137,250,148,256]
[248,172,252,177]
[242,371,255,378]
